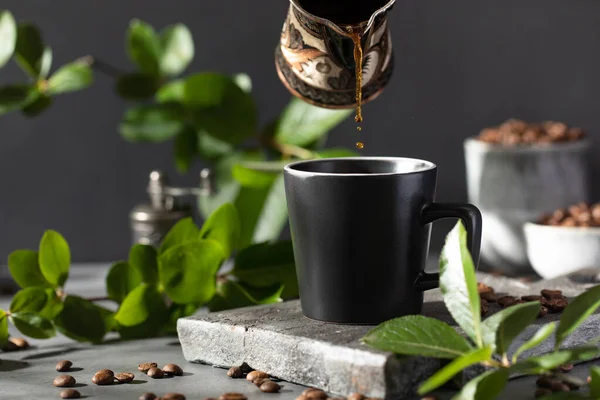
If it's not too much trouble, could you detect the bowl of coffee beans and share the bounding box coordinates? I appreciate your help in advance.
[464,119,591,274]
[524,202,600,279]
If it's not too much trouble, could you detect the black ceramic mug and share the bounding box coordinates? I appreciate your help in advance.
[283,157,482,324]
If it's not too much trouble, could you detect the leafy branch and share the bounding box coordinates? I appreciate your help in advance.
[363,222,600,400]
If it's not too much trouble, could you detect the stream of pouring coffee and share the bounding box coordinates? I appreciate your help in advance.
[348,28,364,150]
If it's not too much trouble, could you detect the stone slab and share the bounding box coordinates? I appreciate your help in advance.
[178,272,600,399]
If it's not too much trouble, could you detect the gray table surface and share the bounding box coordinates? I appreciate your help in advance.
[0,264,596,400]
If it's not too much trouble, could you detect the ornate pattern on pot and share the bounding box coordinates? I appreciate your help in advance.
[464,138,591,275]
[275,0,395,109]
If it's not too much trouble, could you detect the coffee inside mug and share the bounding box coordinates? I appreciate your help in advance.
[286,157,435,175]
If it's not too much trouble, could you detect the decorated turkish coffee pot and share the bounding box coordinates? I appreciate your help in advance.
[275,0,396,109]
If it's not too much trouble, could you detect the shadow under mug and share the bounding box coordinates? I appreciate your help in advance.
[283,157,482,324]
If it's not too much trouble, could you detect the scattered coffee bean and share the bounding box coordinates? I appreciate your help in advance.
[535,388,552,398]
[522,295,543,302]
[536,376,553,388]
[147,367,164,379]
[347,394,365,400]
[497,296,516,308]
[162,393,186,400]
[163,363,183,376]
[218,393,248,400]
[227,366,243,378]
[138,362,158,372]
[260,380,282,393]
[538,306,548,318]
[139,393,159,400]
[246,370,269,382]
[56,360,73,372]
[296,396,308,400]
[59,389,80,399]
[10,337,30,349]
[303,388,328,400]
[477,283,497,302]
[115,372,135,383]
[547,298,569,313]
[239,362,253,373]
[53,375,76,387]
[559,363,574,373]
[541,289,563,299]
[253,377,270,387]
[551,381,570,392]
[92,369,115,385]
[480,300,489,317]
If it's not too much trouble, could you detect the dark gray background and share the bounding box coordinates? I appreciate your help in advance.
[0,0,598,262]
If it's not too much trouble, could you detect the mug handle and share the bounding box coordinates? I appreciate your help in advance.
[415,203,483,291]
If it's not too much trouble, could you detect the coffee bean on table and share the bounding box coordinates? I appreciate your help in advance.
[551,381,570,392]
[95,369,114,376]
[60,389,81,399]
[92,370,115,385]
[253,377,270,387]
[139,393,159,400]
[218,393,248,400]
[535,388,552,398]
[10,337,30,349]
[497,296,516,308]
[246,370,269,382]
[260,380,281,393]
[536,376,553,388]
[547,298,569,313]
[163,363,184,376]
[347,393,364,400]
[147,367,164,379]
[162,393,186,400]
[522,295,543,302]
[138,362,158,372]
[559,363,574,373]
[56,360,73,372]
[303,388,328,400]
[538,306,548,318]
[115,372,135,383]
[53,375,76,387]
[227,366,243,378]
[541,289,563,300]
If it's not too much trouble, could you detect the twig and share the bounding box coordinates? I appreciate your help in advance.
[77,56,123,78]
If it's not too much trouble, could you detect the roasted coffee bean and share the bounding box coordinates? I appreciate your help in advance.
[139,393,159,400]
[138,362,158,372]
[2,340,19,351]
[588,376,592,384]
[522,295,543,302]
[551,381,570,392]
[260,380,282,393]
[477,283,496,301]
[559,363,574,373]
[480,302,489,317]
[564,380,580,390]
[163,363,183,376]
[218,393,248,400]
[246,370,269,382]
[147,367,164,378]
[253,377,270,387]
[115,372,135,383]
[541,289,563,300]
[60,389,81,399]
[10,337,30,349]
[535,388,552,398]
[536,376,553,388]
[53,375,76,387]
[162,393,186,400]
[497,296,516,308]
[92,370,115,385]
[303,388,328,400]
[538,306,548,318]
[347,394,364,400]
[204,398,218,400]
[56,360,73,372]
[547,298,569,313]
[480,291,498,302]
[227,366,243,378]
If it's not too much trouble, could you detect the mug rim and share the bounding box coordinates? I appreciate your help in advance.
[284,156,437,177]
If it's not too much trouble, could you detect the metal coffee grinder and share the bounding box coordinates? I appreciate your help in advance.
[129,169,213,247]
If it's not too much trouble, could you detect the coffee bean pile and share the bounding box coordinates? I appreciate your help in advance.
[477,283,568,317]
[539,202,600,227]
[534,368,582,398]
[477,119,586,145]
[226,366,282,394]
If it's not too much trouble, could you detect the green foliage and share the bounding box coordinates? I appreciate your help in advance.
[0,10,16,68]
[127,19,161,76]
[7,249,51,288]
[106,261,142,304]
[590,366,600,399]
[159,217,199,254]
[208,281,284,312]
[10,287,48,313]
[54,296,107,343]
[0,309,8,347]
[364,220,600,399]
[14,23,44,78]
[119,104,187,143]
[38,230,70,287]
[47,60,93,94]
[199,203,240,257]
[129,244,158,285]
[10,313,55,339]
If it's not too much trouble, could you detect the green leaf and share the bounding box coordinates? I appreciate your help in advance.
[54,296,107,343]
[38,230,70,287]
[174,126,198,173]
[0,309,8,347]
[197,131,234,161]
[275,97,352,147]
[158,240,224,304]
[0,85,37,115]
[14,24,44,78]
[47,61,93,95]
[0,11,17,68]
[106,261,142,304]
[129,244,158,285]
[119,103,186,143]
[232,240,298,298]
[115,283,166,327]
[163,303,198,334]
[555,284,600,350]
[512,322,556,362]
[21,92,52,117]
[232,162,281,188]
[251,174,289,245]
[590,366,600,399]
[116,73,160,100]
[233,73,252,93]
[512,346,600,374]
[95,304,116,333]
[7,249,51,288]
[159,216,199,254]
[10,287,48,313]
[362,315,473,359]
[160,23,194,76]
[127,19,161,76]
[156,79,185,103]
[38,46,52,79]
[481,301,540,355]
[199,203,240,257]
[10,312,55,339]
[208,281,284,312]
[418,346,493,395]
[451,368,509,400]
[198,153,244,218]
[38,288,63,321]
[440,221,482,347]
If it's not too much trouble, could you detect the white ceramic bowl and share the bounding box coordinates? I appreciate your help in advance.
[524,222,600,279]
